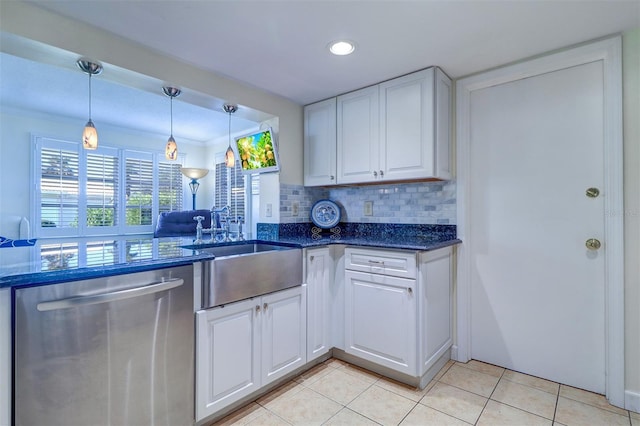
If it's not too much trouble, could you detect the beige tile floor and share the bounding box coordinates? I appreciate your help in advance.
[213,358,639,426]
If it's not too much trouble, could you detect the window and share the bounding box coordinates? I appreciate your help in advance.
[213,156,258,238]
[39,140,79,231]
[214,159,245,219]
[158,160,183,214]
[33,136,184,237]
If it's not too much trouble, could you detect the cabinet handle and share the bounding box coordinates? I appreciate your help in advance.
[379,170,384,177]
[263,302,268,311]
[310,255,314,261]
[330,175,335,180]
[373,171,378,177]
[256,305,261,313]
[368,260,384,265]
[407,287,413,295]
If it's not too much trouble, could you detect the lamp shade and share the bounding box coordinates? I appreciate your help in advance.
[180,167,209,180]
[82,120,98,150]
[165,136,178,160]
[225,146,235,167]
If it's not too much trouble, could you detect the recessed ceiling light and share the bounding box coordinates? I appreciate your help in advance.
[329,40,356,56]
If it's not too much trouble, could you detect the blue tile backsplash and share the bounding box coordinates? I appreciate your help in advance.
[279,181,456,225]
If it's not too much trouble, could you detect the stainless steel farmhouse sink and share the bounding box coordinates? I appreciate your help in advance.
[195,243,303,308]
[194,242,294,258]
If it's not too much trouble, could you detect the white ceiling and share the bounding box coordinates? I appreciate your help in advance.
[1,1,638,142]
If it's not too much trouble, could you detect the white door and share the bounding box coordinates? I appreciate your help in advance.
[466,57,611,393]
[345,270,416,375]
[261,286,307,385]
[195,299,260,421]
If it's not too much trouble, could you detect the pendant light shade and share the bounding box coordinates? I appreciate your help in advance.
[77,59,103,150]
[163,86,181,161]
[224,104,238,168]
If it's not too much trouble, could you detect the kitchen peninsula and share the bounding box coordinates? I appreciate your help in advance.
[1,226,459,425]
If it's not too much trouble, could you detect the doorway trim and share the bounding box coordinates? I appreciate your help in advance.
[455,36,624,407]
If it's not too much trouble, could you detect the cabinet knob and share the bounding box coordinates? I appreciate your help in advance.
[255,305,261,313]
[263,302,268,311]
[379,170,384,177]
[373,171,378,177]
[310,255,314,261]
[407,287,413,295]
[330,175,335,180]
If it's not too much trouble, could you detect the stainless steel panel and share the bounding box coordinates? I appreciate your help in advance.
[203,247,302,308]
[14,265,195,426]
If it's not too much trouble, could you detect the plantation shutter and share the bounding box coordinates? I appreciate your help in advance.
[231,164,245,219]
[125,155,154,226]
[214,161,228,210]
[86,149,119,228]
[40,145,79,229]
[214,161,245,219]
[158,161,183,214]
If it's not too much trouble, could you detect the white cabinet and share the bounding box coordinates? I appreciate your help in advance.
[345,270,417,375]
[261,287,307,384]
[304,67,452,186]
[304,98,337,186]
[196,286,306,421]
[336,86,380,184]
[344,246,453,379]
[305,247,332,361]
[418,247,453,374]
[344,248,418,375]
[196,298,259,421]
[380,68,451,181]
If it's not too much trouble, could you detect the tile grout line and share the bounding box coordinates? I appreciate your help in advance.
[473,365,506,425]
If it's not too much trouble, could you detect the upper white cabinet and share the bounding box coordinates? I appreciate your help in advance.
[380,68,451,181]
[304,98,337,186]
[336,86,380,184]
[304,67,452,186]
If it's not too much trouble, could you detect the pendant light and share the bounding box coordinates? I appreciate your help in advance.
[223,104,238,168]
[163,86,181,161]
[77,59,103,150]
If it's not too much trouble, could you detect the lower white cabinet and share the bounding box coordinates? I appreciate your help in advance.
[345,270,417,375]
[418,248,453,374]
[196,286,306,422]
[305,247,332,361]
[344,246,453,379]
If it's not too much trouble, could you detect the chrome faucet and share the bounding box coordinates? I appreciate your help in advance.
[202,205,232,242]
[193,215,205,244]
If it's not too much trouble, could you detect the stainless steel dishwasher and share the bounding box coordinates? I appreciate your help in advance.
[14,264,195,426]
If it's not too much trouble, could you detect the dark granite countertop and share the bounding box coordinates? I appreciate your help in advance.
[0,223,460,288]
[0,236,215,288]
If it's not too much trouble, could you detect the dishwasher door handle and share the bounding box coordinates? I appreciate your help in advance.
[36,278,184,312]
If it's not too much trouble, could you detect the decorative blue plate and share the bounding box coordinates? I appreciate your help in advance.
[311,199,341,229]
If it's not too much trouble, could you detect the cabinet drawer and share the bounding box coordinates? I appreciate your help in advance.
[345,247,417,279]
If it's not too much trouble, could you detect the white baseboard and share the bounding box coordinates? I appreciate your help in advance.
[625,389,640,414]
[451,345,458,361]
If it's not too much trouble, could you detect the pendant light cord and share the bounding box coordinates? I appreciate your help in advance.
[170,96,174,137]
[88,73,92,120]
